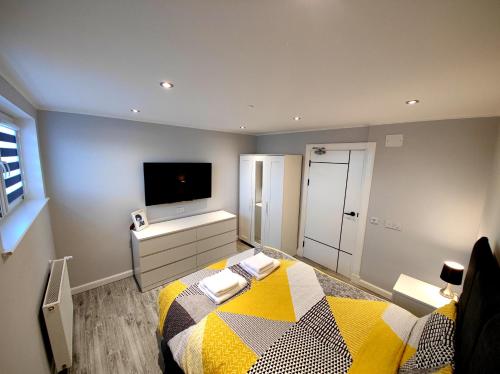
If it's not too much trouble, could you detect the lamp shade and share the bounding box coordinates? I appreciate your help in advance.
[440,261,464,285]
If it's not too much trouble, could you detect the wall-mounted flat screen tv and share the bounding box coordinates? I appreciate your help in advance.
[143,162,212,206]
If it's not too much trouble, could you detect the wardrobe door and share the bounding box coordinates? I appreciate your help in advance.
[262,156,284,250]
[239,156,254,243]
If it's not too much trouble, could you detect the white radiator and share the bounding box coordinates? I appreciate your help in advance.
[42,256,73,372]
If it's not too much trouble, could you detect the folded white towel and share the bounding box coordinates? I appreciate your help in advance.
[199,273,247,304]
[200,269,239,296]
[240,258,280,280]
[241,252,275,274]
[255,261,275,274]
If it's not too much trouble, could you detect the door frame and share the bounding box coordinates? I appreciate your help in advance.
[297,142,376,279]
[239,154,266,248]
[238,155,255,245]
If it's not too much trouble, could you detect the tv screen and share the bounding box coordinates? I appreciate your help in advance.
[143,163,212,206]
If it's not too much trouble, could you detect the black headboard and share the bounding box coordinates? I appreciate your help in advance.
[455,237,500,374]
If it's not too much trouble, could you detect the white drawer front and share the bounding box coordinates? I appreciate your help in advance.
[196,218,237,240]
[197,242,236,267]
[140,243,197,272]
[140,256,196,288]
[139,229,196,257]
[197,230,237,254]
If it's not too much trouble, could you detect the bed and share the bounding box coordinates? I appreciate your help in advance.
[157,238,500,373]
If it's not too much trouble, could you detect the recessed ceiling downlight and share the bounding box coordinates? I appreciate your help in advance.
[293,116,301,121]
[406,99,420,105]
[131,108,140,113]
[160,81,174,89]
[240,125,246,129]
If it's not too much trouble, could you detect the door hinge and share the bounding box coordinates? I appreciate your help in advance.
[307,179,310,186]
[302,240,305,247]
[308,160,311,167]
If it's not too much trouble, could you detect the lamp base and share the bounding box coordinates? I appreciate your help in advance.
[439,283,456,299]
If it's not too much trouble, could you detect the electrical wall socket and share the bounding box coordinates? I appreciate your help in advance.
[369,217,380,225]
[384,220,402,231]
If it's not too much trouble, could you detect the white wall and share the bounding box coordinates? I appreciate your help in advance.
[38,111,256,287]
[257,117,499,292]
[480,125,500,260]
[0,74,56,374]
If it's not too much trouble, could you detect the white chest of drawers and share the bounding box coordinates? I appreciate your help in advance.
[131,210,237,292]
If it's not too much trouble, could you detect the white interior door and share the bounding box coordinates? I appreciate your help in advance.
[239,156,254,243]
[303,237,338,270]
[304,159,348,248]
[302,149,365,277]
[303,152,348,269]
[262,156,284,250]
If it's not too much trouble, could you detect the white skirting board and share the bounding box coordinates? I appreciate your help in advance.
[71,270,133,295]
[350,274,393,300]
[70,268,393,300]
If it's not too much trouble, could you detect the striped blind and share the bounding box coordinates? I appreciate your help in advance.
[0,124,24,209]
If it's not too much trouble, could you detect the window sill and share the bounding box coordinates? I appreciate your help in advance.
[0,198,49,255]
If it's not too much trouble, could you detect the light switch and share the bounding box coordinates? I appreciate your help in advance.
[369,217,380,225]
[386,134,403,147]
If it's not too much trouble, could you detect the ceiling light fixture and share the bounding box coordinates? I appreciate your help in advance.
[293,116,301,121]
[406,99,420,105]
[240,125,246,129]
[160,81,174,89]
[131,108,140,113]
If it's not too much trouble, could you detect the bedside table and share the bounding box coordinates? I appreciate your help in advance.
[392,274,456,317]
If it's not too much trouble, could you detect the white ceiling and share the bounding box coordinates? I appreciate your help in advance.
[0,0,499,134]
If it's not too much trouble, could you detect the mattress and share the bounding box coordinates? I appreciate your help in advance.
[157,248,430,373]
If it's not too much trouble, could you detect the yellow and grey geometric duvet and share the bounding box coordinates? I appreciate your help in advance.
[158,248,425,374]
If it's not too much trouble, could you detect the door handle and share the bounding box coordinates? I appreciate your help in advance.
[344,211,356,217]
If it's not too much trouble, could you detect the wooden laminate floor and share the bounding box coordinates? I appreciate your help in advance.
[71,277,162,374]
[70,241,382,374]
[70,241,253,374]
[295,255,389,301]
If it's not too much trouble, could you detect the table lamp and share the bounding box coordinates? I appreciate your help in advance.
[439,261,464,299]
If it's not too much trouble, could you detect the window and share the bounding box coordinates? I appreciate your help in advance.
[0,123,24,218]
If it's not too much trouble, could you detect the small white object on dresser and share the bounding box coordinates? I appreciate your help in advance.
[131,210,237,292]
[392,274,455,317]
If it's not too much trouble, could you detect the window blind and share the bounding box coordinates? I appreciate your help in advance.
[0,124,24,206]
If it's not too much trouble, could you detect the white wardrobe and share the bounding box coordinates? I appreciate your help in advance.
[239,154,302,255]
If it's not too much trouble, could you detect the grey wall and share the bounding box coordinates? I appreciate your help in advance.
[38,111,256,287]
[257,117,500,292]
[0,74,36,119]
[362,118,498,291]
[480,126,500,260]
[0,206,55,374]
[257,126,369,154]
[0,76,56,374]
